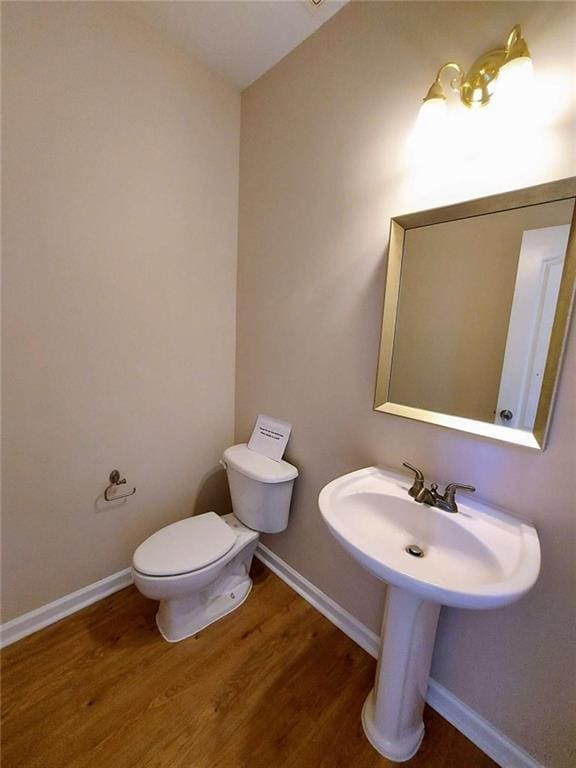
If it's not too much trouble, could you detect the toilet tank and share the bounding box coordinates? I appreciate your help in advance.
[222,444,298,533]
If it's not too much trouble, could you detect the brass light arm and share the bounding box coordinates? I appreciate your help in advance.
[423,62,463,103]
[507,24,521,49]
[505,24,531,63]
[436,62,464,94]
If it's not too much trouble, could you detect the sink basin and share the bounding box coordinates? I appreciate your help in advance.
[319,466,540,609]
[318,465,541,762]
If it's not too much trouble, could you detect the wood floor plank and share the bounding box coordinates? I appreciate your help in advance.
[1,560,497,768]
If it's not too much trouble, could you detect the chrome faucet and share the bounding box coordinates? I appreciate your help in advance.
[402,462,475,513]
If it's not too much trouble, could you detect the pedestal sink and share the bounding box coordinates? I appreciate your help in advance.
[318,466,540,762]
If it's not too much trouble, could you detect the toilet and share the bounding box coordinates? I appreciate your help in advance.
[132,443,298,642]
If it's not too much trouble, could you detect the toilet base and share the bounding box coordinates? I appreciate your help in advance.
[156,575,253,642]
[154,530,258,642]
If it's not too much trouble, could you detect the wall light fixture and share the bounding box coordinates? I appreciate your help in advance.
[419,24,533,120]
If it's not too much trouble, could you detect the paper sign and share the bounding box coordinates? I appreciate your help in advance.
[247,414,292,462]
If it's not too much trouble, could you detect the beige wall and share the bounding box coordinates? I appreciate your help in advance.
[2,3,239,620]
[237,3,576,766]
[390,199,573,421]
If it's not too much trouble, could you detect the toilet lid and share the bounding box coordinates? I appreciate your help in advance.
[133,512,236,577]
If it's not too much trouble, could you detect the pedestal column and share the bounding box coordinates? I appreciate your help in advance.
[361,585,441,761]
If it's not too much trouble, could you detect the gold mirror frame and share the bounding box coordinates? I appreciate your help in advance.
[374,178,576,450]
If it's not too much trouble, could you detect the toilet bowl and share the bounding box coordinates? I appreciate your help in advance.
[132,444,298,642]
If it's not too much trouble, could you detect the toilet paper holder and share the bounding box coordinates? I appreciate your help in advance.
[104,469,136,501]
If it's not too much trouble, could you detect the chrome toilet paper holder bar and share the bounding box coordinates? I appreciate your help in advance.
[105,469,136,501]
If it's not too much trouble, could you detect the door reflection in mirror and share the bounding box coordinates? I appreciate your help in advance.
[496,224,570,430]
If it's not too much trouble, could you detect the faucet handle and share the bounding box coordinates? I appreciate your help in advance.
[443,482,476,512]
[402,462,424,498]
[445,482,476,494]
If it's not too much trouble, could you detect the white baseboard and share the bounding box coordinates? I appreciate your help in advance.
[426,679,543,768]
[255,543,543,768]
[0,568,133,649]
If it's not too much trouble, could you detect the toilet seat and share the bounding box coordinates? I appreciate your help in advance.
[133,512,236,577]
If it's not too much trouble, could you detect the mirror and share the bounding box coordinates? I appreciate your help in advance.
[374,179,576,449]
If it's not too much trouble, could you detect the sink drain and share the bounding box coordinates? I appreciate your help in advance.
[405,544,424,558]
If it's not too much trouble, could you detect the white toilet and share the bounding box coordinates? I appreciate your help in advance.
[132,443,298,642]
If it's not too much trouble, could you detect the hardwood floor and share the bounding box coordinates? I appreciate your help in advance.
[1,560,497,768]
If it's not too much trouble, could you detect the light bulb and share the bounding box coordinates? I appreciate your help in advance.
[416,97,447,133]
[494,57,534,102]
[408,97,448,164]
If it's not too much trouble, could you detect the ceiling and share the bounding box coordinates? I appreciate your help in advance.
[125,0,348,90]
